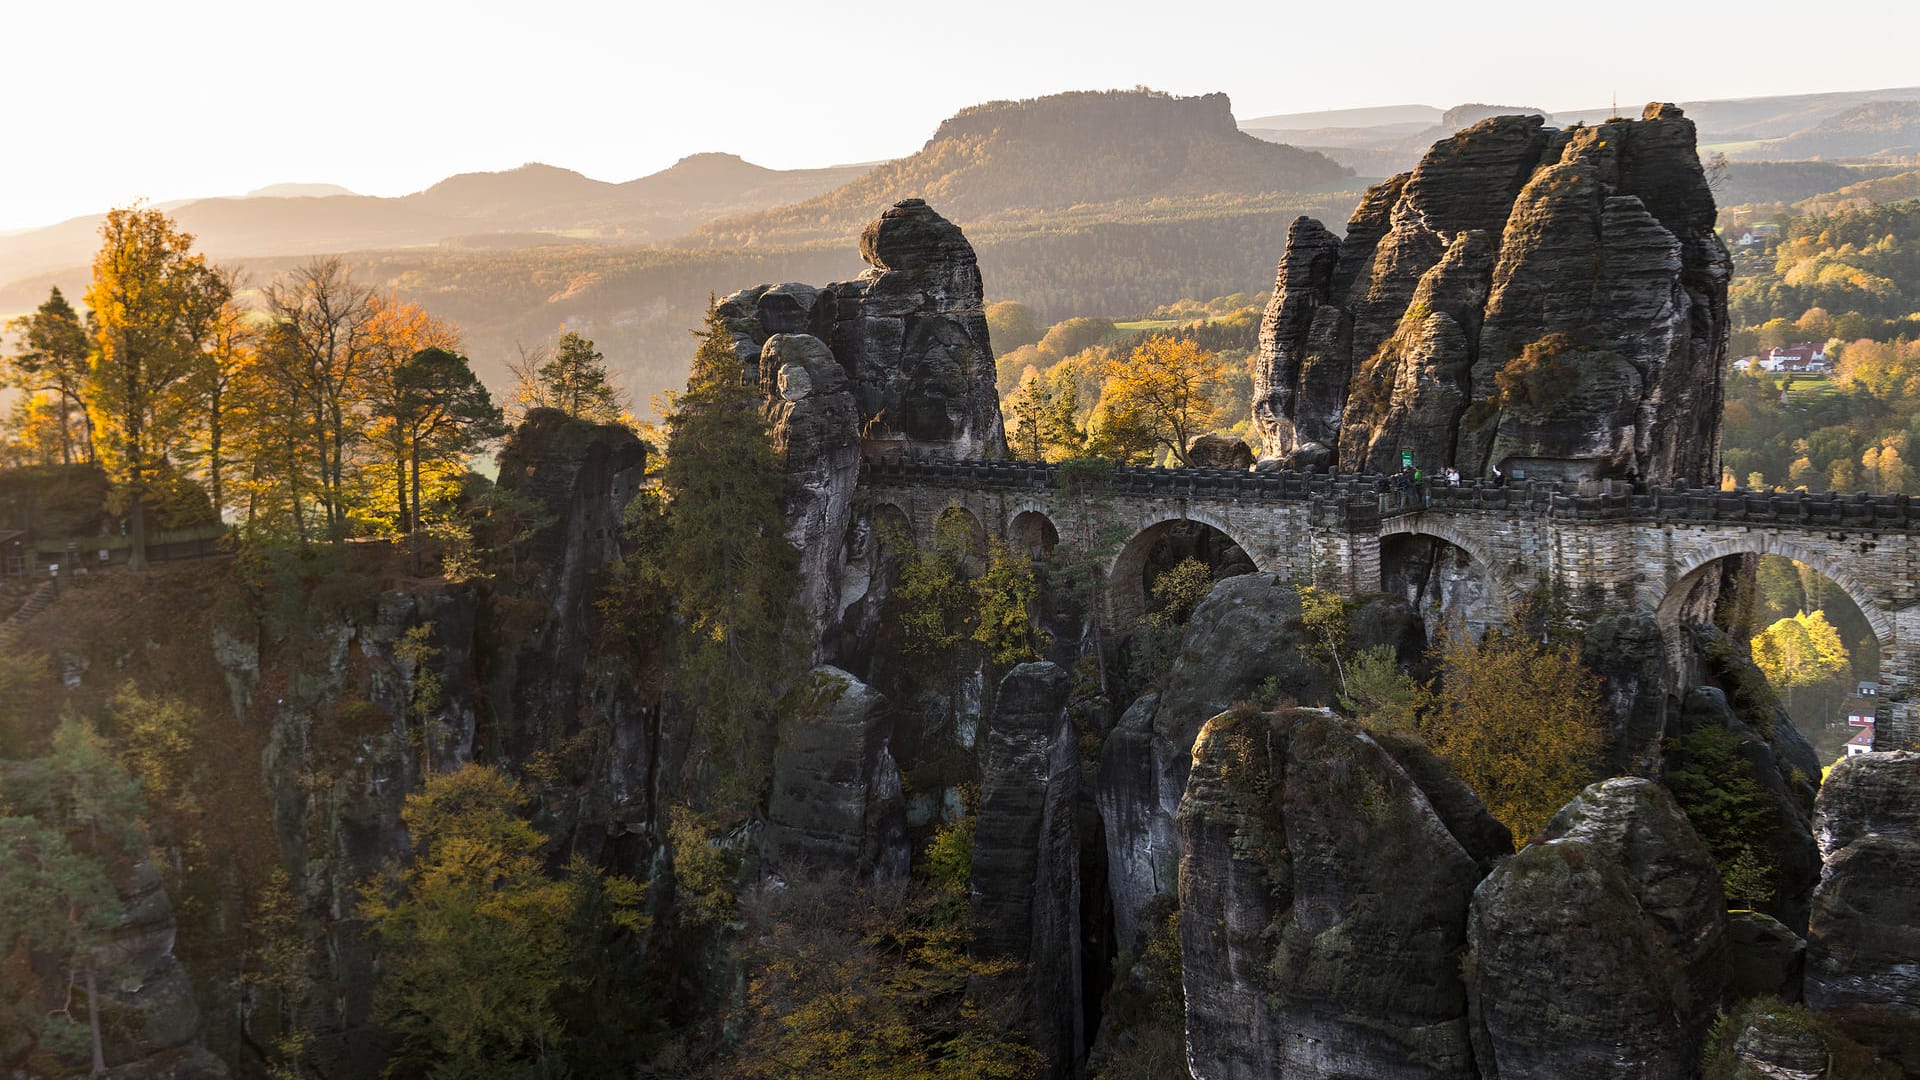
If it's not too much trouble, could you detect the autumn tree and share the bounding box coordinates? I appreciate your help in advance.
[508,331,625,424]
[985,300,1043,354]
[656,306,802,806]
[362,764,646,1078]
[4,286,94,465]
[84,206,228,568]
[259,258,376,538]
[180,266,257,521]
[370,347,503,564]
[1097,335,1229,465]
[1421,629,1606,845]
[1751,609,1852,716]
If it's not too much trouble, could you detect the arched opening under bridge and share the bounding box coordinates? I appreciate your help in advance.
[1377,524,1512,639]
[1108,515,1257,627]
[1009,510,1060,561]
[1658,548,1888,762]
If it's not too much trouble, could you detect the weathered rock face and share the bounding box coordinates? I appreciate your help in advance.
[759,333,863,661]
[1099,574,1425,947]
[1727,911,1806,1002]
[94,859,227,1077]
[970,662,1082,1077]
[1255,105,1729,484]
[1185,433,1255,470]
[490,408,650,771]
[1179,707,1498,1080]
[718,199,1007,462]
[1579,611,1674,776]
[1804,751,1920,1069]
[1468,777,1728,1079]
[717,201,1006,663]
[1669,685,1821,932]
[761,666,908,883]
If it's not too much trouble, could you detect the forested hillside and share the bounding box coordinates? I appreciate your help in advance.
[1707,199,1920,494]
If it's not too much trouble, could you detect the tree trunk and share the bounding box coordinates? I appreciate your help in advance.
[410,437,423,576]
[128,461,149,572]
[396,448,410,535]
[85,961,105,1076]
[208,382,223,522]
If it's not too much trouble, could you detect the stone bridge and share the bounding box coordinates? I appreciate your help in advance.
[860,457,1920,750]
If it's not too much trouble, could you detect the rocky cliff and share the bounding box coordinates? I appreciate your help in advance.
[1179,707,1501,1079]
[1805,751,1920,1070]
[718,199,1007,464]
[1254,104,1729,483]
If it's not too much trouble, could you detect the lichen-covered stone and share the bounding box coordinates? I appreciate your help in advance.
[1179,708,1492,1079]
[1804,751,1920,1070]
[1468,777,1728,1079]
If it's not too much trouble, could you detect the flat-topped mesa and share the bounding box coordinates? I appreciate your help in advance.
[716,198,1008,461]
[1254,102,1729,484]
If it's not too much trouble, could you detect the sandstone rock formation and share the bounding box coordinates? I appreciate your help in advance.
[491,408,650,768]
[1468,777,1728,1079]
[1254,104,1729,483]
[1726,911,1806,1002]
[717,200,1007,666]
[1179,707,1498,1079]
[762,666,908,882]
[1669,685,1821,931]
[970,662,1082,1077]
[759,333,862,660]
[717,199,1007,462]
[1578,611,1673,776]
[1099,574,1425,947]
[98,859,228,1077]
[1804,750,1920,1070]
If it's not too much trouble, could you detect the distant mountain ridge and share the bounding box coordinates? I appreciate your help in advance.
[0,154,871,289]
[688,89,1353,248]
[1247,86,1920,174]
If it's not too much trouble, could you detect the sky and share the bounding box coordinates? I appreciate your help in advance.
[2,0,1917,231]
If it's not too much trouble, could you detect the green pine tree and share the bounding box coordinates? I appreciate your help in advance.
[659,306,802,808]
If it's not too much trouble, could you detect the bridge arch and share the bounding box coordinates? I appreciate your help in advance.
[933,503,988,558]
[1378,518,1525,632]
[1107,509,1260,627]
[865,499,915,549]
[1654,538,1898,740]
[1654,536,1894,646]
[1008,508,1060,560]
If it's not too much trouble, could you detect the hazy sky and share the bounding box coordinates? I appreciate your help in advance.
[3,0,1916,231]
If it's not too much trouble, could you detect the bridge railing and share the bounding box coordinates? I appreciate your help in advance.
[859,457,1920,532]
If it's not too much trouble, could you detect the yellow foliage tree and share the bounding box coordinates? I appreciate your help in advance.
[1097,335,1229,465]
[1420,629,1606,846]
[1751,609,1852,714]
[84,206,228,567]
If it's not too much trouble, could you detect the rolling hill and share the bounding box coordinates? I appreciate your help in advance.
[0,154,872,288]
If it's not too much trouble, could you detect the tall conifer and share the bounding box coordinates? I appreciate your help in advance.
[659,306,800,807]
